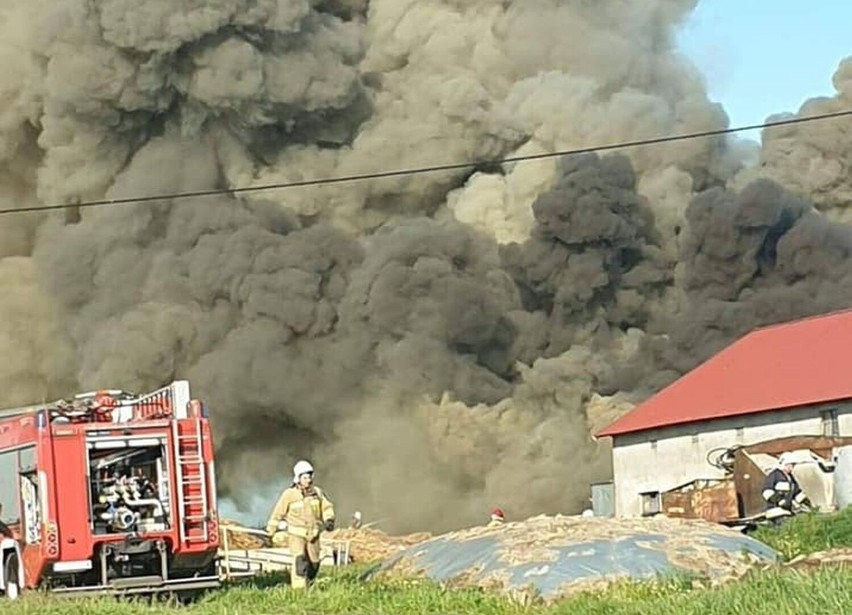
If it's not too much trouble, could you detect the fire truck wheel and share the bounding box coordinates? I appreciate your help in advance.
[3,552,21,601]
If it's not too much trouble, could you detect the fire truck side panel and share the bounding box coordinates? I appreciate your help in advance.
[49,429,92,563]
[0,414,48,590]
[20,435,52,589]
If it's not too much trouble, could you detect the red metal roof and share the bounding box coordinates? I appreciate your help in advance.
[597,309,852,437]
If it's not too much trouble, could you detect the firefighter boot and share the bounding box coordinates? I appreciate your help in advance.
[305,559,320,586]
[291,555,309,589]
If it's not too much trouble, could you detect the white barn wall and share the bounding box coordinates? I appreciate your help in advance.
[611,401,852,517]
[841,407,852,433]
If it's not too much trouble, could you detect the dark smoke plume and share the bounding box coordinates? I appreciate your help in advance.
[0,1,850,532]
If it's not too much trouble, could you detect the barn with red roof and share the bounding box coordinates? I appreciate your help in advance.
[596,309,852,517]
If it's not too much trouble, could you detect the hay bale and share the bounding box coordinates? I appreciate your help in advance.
[369,514,777,602]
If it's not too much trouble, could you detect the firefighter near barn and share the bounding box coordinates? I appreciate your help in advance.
[0,381,220,599]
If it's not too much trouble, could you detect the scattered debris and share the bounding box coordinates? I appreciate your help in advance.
[784,548,852,570]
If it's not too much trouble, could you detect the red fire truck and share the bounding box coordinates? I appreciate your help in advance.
[0,380,220,600]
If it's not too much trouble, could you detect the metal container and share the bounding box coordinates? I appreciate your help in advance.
[661,479,739,522]
[591,481,614,517]
[835,445,852,510]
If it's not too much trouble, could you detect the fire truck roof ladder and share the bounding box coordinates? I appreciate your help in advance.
[0,380,193,424]
[172,417,210,544]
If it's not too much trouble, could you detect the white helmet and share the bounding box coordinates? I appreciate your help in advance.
[778,452,795,467]
[293,459,314,482]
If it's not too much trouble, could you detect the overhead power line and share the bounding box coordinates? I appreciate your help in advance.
[2,108,851,218]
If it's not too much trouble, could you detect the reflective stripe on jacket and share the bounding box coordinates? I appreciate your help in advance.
[761,468,802,510]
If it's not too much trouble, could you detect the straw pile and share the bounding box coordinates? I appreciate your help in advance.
[326,527,432,563]
[220,519,271,550]
[218,519,430,562]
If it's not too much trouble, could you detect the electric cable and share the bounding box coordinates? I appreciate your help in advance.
[1,108,850,218]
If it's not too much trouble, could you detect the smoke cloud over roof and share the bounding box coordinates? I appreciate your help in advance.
[0,1,850,532]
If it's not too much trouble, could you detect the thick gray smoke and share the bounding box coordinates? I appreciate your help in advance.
[734,58,852,223]
[0,1,850,533]
[500,153,670,360]
[641,179,852,382]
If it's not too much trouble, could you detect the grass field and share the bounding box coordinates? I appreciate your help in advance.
[5,509,852,615]
[752,506,852,560]
[6,566,851,615]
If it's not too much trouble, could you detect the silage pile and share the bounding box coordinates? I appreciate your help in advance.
[326,527,432,563]
[370,515,777,602]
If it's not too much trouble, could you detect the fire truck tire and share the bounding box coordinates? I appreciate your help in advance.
[3,552,21,601]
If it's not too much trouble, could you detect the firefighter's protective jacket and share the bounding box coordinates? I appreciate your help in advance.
[266,485,335,541]
[761,468,806,511]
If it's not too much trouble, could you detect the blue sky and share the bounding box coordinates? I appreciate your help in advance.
[677,0,851,138]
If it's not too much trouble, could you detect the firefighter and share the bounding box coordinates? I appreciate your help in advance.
[266,460,335,589]
[487,507,505,527]
[762,452,812,523]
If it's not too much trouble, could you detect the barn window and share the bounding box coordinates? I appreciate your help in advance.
[650,440,658,451]
[821,409,839,437]
[735,427,744,440]
[691,432,699,444]
[640,491,661,516]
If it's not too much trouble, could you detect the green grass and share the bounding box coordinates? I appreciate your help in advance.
[561,567,852,615]
[4,565,851,615]
[6,509,852,614]
[751,507,852,560]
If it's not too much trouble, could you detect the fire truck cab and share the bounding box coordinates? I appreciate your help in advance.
[0,380,220,600]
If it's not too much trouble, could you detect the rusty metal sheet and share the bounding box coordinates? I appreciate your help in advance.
[743,435,852,460]
[734,451,770,517]
[661,480,739,522]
